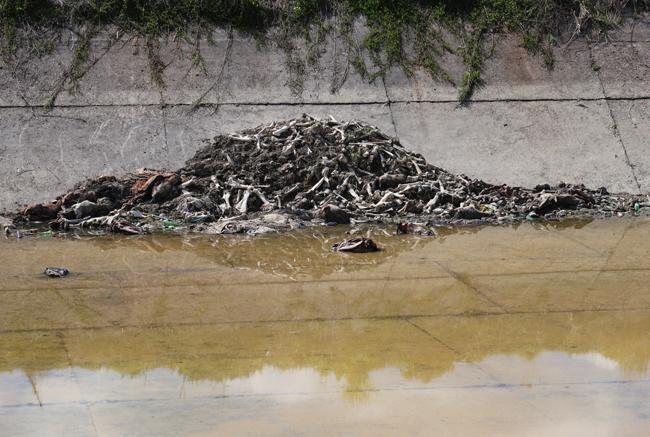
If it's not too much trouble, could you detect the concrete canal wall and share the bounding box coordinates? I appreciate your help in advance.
[0,16,648,211]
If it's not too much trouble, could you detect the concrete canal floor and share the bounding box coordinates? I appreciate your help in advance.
[1,219,650,436]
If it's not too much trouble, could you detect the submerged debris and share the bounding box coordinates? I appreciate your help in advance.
[44,267,69,278]
[10,114,647,235]
[396,222,436,236]
[333,237,380,253]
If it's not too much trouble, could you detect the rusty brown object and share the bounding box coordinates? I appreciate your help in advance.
[132,173,181,198]
[22,200,62,221]
[126,172,180,208]
[151,174,181,203]
[132,173,165,197]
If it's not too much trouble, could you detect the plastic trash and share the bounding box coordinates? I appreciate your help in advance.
[44,267,69,278]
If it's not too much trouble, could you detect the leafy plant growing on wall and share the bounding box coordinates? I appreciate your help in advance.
[0,0,646,105]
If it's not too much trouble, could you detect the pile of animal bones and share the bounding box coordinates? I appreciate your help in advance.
[11,114,647,234]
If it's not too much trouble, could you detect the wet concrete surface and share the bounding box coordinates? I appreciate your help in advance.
[1,219,650,436]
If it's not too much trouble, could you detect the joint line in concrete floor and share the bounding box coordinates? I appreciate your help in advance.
[2,378,648,411]
[404,318,462,355]
[57,332,101,437]
[431,260,509,314]
[3,306,650,335]
[5,265,650,295]
[404,315,554,421]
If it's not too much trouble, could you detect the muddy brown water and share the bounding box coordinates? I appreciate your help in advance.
[1,219,650,436]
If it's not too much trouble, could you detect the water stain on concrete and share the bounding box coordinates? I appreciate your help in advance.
[1,219,650,435]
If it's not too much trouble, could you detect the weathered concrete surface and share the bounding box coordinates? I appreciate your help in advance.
[591,42,650,98]
[158,30,232,106]
[55,38,162,107]
[390,100,639,193]
[610,99,650,192]
[475,37,604,101]
[0,106,167,210]
[0,39,74,107]
[0,16,648,211]
[610,12,650,42]
[384,35,607,102]
[217,29,388,105]
[0,104,395,210]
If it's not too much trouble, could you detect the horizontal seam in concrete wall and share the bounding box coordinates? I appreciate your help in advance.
[1,96,649,110]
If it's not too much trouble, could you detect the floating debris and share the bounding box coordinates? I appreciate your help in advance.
[44,267,69,278]
[10,114,647,235]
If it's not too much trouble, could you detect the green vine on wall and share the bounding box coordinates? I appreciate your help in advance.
[1,0,647,105]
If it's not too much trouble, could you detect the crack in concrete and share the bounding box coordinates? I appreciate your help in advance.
[589,42,643,194]
[381,76,398,137]
[159,89,169,151]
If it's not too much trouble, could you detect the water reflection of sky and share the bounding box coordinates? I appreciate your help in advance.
[2,352,649,436]
[3,219,650,435]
